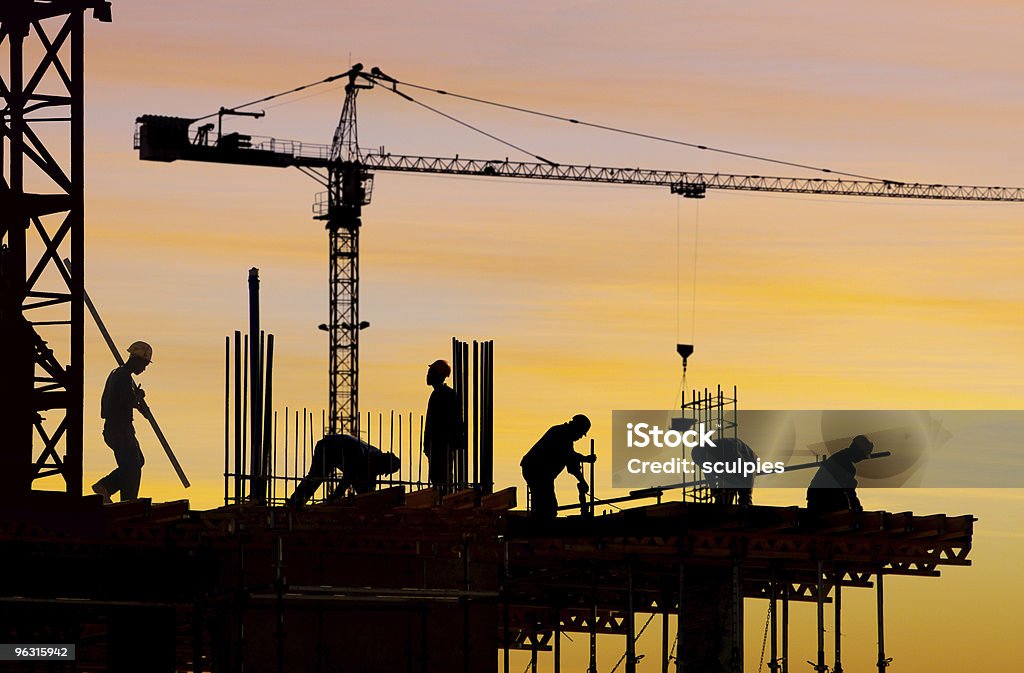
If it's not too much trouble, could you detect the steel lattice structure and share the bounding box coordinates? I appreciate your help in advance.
[0,0,110,498]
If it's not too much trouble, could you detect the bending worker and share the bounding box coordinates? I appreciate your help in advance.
[92,341,153,503]
[806,434,874,513]
[287,434,400,506]
[521,414,596,520]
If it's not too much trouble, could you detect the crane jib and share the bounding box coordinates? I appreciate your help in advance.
[134,117,1024,202]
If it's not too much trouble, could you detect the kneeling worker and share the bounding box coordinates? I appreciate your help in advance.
[806,434,874,513]
[521,414,596,520]
[287,435,400,506]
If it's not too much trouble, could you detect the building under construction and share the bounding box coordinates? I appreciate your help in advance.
[0,477,975,673]
[0,2,988,672]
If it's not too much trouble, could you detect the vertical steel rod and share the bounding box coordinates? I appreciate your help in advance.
[662,591,670,673]
[834,573,843,673]
[234,331,242,503]
[816,561,825,673]
[626,564,636,673]
[242,334,249,498]
[224,335,230,506]
[676,562,684,673]
[555,604,562,673]
[473,340,479,488]
[248,269,262,490]
[257,333,275,502]
[732,560,742,673]
[284,407,289,498]
[589,438,596,515]
[876,569,887,673]
[590,567,599,673]
[770,571,779,673]
[782,583,789,673]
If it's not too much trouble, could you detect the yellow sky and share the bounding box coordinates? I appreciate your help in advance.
[41,1,1024,670]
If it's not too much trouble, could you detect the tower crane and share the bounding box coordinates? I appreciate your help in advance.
[133,64,1024,445]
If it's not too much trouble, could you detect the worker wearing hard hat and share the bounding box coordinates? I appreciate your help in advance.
[521,414,597,520]
[423,359,462,494]
[91,341,153,503]
[806,435,874,514]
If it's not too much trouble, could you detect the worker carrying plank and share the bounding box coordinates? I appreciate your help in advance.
[286,435,400,506]
[806,434,874,513]
[91,341,153,503]
[521,414,597,520]
[423,359,461,494]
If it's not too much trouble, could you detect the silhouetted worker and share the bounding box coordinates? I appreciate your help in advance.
[521,414,596,520]
[287,434,400,506]
[91,341,153,503]
[806,435,874,513]
[423,359,461,493]
[693,435,758,506]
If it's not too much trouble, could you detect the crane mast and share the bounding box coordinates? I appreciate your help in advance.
[321,66,373,436]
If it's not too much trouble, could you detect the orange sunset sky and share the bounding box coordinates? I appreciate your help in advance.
[52,2,1024,671]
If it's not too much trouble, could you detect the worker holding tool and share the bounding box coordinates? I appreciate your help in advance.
[806,434,874,513]
[521,414,596,521]
[423,359,461,494]
[91,341,153,503]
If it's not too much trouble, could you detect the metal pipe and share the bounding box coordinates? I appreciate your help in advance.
[248,268,262,492]
[816,561,825,673]
[834,572,843,673]
[876,569,887,673]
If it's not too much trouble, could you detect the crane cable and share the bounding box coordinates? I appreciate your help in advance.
[365,73,896,183]
[378,85,559,166]
[673,200,700,407]
[192,70,352,122]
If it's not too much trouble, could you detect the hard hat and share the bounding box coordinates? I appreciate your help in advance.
[571,414,591,434]
[126,341,153,362]
[851,434,873,456]
[428,359,451,379]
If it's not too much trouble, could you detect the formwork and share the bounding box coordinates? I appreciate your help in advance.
[0,487,973,673]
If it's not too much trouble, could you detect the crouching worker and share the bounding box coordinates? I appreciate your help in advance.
[287,434,400,506]
[521,414,596,521]
[692,435,758,507]
[806,434,874,514]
